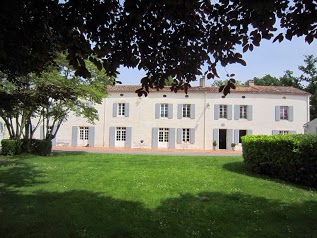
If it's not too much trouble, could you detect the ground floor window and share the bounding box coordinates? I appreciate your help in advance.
[159,128,169,142]
[116,127,126,141]
[182,128,190,142]
[79,127,89,140]
[279,130,289,135]
[239,130,247,143]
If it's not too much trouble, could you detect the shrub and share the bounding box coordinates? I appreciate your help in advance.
[242,134,317,188]
[1,139,23,155]
[30,139,52,156]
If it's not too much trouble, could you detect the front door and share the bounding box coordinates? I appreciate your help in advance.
[158,128,169,148]
[219,129,227,149]
[79,126,89,146]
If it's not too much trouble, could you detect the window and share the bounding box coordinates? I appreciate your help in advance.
[79,127,89,140]
[159,128,169,142]
[183,104,191,118]
[280,106,288,120]
[118,103,125,116]
[182,128,190,142]
[219,105,227,118]
[239,130,247,143]
[279,130,289,135]
[116,127,126,141]
[240,105,247,119]
[160,104,168,118]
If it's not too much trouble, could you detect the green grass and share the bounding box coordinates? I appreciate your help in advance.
[0,152,316,238]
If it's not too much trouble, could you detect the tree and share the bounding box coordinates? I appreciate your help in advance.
[253,75,281,86]
[0,54,113,144]
[211,79,245,87]
[1,0,316,96]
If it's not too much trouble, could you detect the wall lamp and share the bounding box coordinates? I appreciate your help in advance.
[206,103,210,109]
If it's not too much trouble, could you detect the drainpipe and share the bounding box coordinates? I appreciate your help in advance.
[307,95,310,122]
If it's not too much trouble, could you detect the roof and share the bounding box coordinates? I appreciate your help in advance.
[108,85,310,95]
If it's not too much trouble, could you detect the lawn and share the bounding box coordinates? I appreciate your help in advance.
[0,152,316,238]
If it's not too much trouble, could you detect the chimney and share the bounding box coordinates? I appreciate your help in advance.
[248,80,255,87]
[200,76,206,87]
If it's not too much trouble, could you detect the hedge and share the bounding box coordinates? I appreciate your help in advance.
[1,139,52,156]
[1,139,23,156]
[242,134,317,188]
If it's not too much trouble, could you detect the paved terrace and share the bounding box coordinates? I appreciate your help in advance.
[52,146,243,157]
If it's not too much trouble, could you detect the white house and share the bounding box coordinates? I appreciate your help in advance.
[304,118,317,134]
[34,79,310,151]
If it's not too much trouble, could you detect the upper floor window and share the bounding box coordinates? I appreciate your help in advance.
[113,103,129,117]
[219,105,227,119]
[160,104,169,118]
[280,106,288,120]
[118,103,125,116]
[240,105,247,119]
[183,104,191,118]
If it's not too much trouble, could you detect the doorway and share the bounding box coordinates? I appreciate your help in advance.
[219,129,227,149]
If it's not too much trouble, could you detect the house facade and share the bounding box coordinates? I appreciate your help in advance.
[31,81,310,151]
[304,118,317,134]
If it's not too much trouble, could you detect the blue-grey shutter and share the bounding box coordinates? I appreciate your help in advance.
[190,128,195,144]
[152,128,158,148]
[52,125,57,146]
[272,130,279,135]
[213,128,219,149]
[177,128,182,144]
[234,105,240,120]
[71,126,78,146]
[190,104,195,119]
[227,105,232,120]
[288,106,293,122]
[290,130,296,134]
[113,103,118,117]
[169,128,176,148]
[227,129,233,149]
[247,130,253,135]
[275,106,280,121]
[247,105,253,121]
[177,104,182,119]
[88,126,95,147]
[234,129,239,144]
[168,104,173,119]
[214,105,219,120]
[125,127,132,148]
[125,103,130,117]
[109,127,116,147]
[155,104,160,119]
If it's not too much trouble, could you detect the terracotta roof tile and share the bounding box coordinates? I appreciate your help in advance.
[107,85,310,95]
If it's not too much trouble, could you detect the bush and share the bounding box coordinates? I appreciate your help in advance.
[30,139,52,156]
[242,134,317,188]
[1,139,22,155]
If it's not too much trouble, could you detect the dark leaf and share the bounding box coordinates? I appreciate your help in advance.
[218,85,225,92]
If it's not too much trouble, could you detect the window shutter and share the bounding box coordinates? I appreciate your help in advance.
[126,127,132,148]
[168,104,173,119]
[177,104,182,119]
[227,129,233,150]
[190,104,195,119]
[109,127,116,147]
[177,128,182,144]
[272,130,279,135]
[214,105,219,120]
[288,106,293,122]
[152,128,158,148]
[71,126,78,146]
[247,130,253,135]
[275,106,280,121]
[125,103,130,117]
[88,126,95,147]
[213,128,219,149]
[190,128,195,144]
[155,104,160,119]
[247,105,253,121]
[234,129,239,144]
[113,103,118,117]
[227,105,232,120]
[169,128,176,148]
[234,105,239,120]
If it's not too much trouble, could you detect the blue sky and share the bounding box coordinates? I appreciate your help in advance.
[117,37,316,86]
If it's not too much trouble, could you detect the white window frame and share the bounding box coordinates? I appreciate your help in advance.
[182,104,191,118]
[116,127,126,141]
[219,105,227,119]
[159,128,169,142]
[160,104,168,118]
[79,127,89,140]
[240,105,247,119]
[279,130,289,135]
[182,128,190,142]
[118,103,125,116]
[280,106,288,120]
